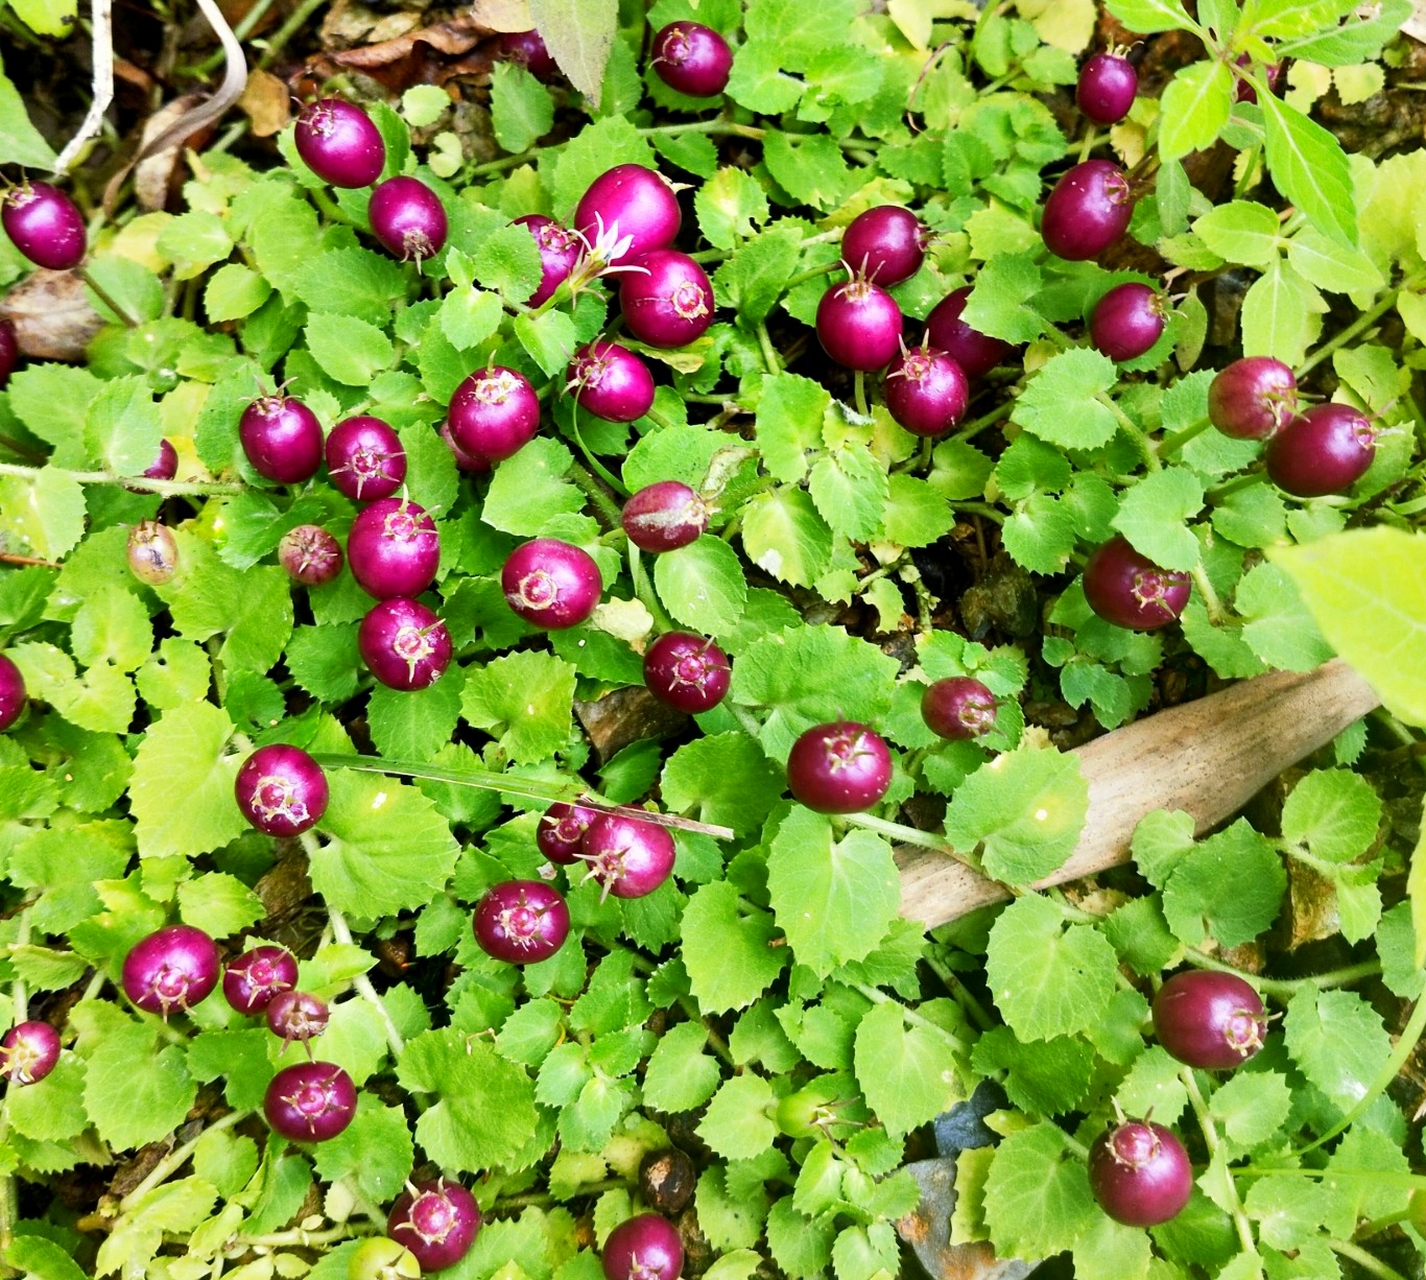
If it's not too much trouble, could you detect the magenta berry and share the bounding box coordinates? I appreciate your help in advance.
[2,182,86,271]
[921,677,998,741]
[143,439,178,483]
[1083,536,1191,632]
[1041,160,1135,262]
[0,653,26,732]
[1090,283,1166,362]
[620,250,714,348]
[1077,52,1138,125]
[388,1180,483,1273]
[235,745,330,838]
[440,419,490,473]
[127,520,179,587]
[1152,970,1268,1070]
[514,215,583,307]
[644,632,731,715]
[264,1061,357,1143]
[1088,1120,1193,1227]
[239,393,324,485]
[568,341,656,423]
[926,286,1012,380]
[279,525,344,586]
[266,990,330,1046]
[1,1022,60,1086]
[885,346,969,436]
[574,165,682,268]
[0,319,16,388]
[502,538,603,630]
[1207,357,1297,441]
[580,814,676,900]
[537,801,599,865]
[223,945,299,1016]
[325,415,406,503]
[1265,403,1378,498]
[122,925,221,1017]
[816,279,902,372]
[358,597,452,691]
[494,29,558,79]
[787,722,893,814]
[473,880,571,964]
[601,1213,684,1280]
[841,206,928,287]
[652,22,734,98]
[621,481,708,553]
[368,176,448,261]
[294,99,385,188]
[447,366,540,465]
[346,497,440,601]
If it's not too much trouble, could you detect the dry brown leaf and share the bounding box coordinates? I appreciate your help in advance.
[0,270,103,363]
[239,69,291,137]
[134,93,208,211]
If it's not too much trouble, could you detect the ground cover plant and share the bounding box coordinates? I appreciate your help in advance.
[0,0,1425,1277]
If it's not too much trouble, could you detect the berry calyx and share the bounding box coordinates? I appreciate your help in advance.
[358,598,453,691]
[122,925,221,1017]
[580,814,676,900]
[473,880,571,964]
[235,745,330,837]
[346,497,441,601]
[537,801,599,865]
[921,677,998,740]
[787,722,892,814]
[620,250,715,348]
[1152,970,1268,1070]
[501,539,603,630]
[621,481,709,553]
[514,214,583,307]
[325,415,407,503]
[643,632,731,714]
[884,345,969,436]
[651,22,734,98]
[264,1060,357,1142]
[387,1180,483,1273]
[1082,536,1190,632]
[266,990,330,1048]
[816,278,903,372]
[1088,1120,1193,1228]
[1,1021,60,1085]
[294,99,386,188]
[223,945,299,1016]
[447,366,540,465]
[569,341,656,423]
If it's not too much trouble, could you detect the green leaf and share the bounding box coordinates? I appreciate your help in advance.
[293,249,407,329]
[1111,467,1205,572]
[1281,769,1380,864]
[461,651,576,764]
[1161,818,1286,948]
[0,60,57,167]
[481,438,585,536]
[1159,60,1232,161]
[754,373,829,484]
[186,1029,275,1111]
[397,1028,539,1172]
[71,584,152,672]
[128,702,246,860]
[1012,348,1119,449]
[204,264,271,322]
[368,674,465,761]
[1210,1071,1292,1151]
[1260,93,1358,248]
[854,1000,966,1137]
[157,211,233,280]
[740,488,832,589]
[962,254,1044,344]
[660,732,784,836]
[303,313,395,386]
[808,444,888,542]
[312,1098,415,1205]
[767,809,900,977]
[4,1237,87,1280]
[699,1074,778,1159]
[984,893,1119,1040]
[84,1019,197,1151]
[7,0,75,37]
[1270,528,1426,726]
[0,468,86,562]
[1241,259,1321,366]
[491,61,556,153]
[310,770,460,918]
[1287,228,1383,294]
[286,625,362,704]
[1192,200,1282,268]
[653,536,748,633]
[762,131,853,211]
[472,224,545,303]
[531,0,617,104]
[642,1020,722,1111]
[1236,561,1333,673]
[695,167,770,251]
[176,873,264,939]
[982,1122,1100,1259]
[1105,0,1196,32]
[681,880,788,1013]
[971,1027,1095,1117]
[439,285,504,352]
[713,225,801,326]
[1283,987,1391,1114]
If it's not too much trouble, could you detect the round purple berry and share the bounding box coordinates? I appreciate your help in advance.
[816,279,902,372]
[447,366,540,465]
[239,393,325,485]
[143,439,178,483]
[514,215,583,307]
[368,176,448,261]
[1,1021,60,1086]
[346,497,440,601]
[1077,52,1138,126]
[0,653,28,732]
[1208,357,1297,441]
[601,1214,684,1280]
[494,29,558,79]
[2,182,86,271]
[787,722,893,814]
[1041,160,1135,262]
[473,880,571,964]
[1265,403,1378,498]
[279,525,344,586]
[621,481,708,553]
[235,745,330,838]
[122,925,221,1017]
[358,598,452,691]
[1090,283,1166,362]
[884,346,969,436]
[643,632,731,714]
[388,1180,483,1273]
[568,341,656,423]
[574,165,682,268]
[1088,1120,1193,1228]
[1083,536,1191,632]
[652,22,734,98]
[841,206,928,287]
[620,250,714,348]
[537,801,599,865]
[926,286,1012,381]
[0,319,16,388]
[223,945,300,1016]
[295,99,386,188]
[580,814,676,900]
[502,538,603,630]
[325,415,406,503]
[264,1061,357,1143]
[266,990,330,1046]
[1152,970,1268,1070]
[921,677,998,741]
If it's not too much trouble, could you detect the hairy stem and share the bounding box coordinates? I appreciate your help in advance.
[0,461,244,496]
[1181,1067,1260,1262]
[323,895,406,1059]
[119,1109,253,1213]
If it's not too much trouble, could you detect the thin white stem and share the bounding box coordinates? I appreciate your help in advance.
[323,897,405,1059]
[134,0,248,163]
[53,0,114,174]
[118,1109,252,1213]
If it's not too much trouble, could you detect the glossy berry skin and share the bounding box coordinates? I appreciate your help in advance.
[502,539,603,630]
[575,165,681,268]
[1041,160,1135,262]
[295,99,385,188]
[358,598,452,691]
[1090,283,1165,362]
[123,925,221,1017]
[569,342,656,423]
[921,677,998,741]
[601,1213,684,1280]
[347,498,440,601]
[538,801,599,865]
[473,880,571,964]
[388,1180,483,1273]
[127,520,179,587]
[239,394,324,485]
[440,420,490,473]
[1265,403,1377,498]
[235,745,330,838]
[816,280,902,372]
[621,481,708,553]
[0,319,16,387]
[1077,53,1138,125]
[223,945,299,1016]
[1083,536,1190,632]
[652,22,733,97]
[369,176,448,261]
[884,346,969,436]
[514,215,583,307]
[143,439,178,483]
[926,286,1012,381]
[1208,357,1297,441]
[266,990,330,1045]
[279,525,343,586]
[620,250,714,348]
[0,653,26,732]
[644,632,731,714]
[494,29,558,79]
[580,815,676,900]
[264,1061,357,1143]
[2,182,86,271]
[447,367,540,465]
[1088,1121,1193,1228]
[1,1022,60,1086]
[1152,971,1268,1070]
[325,416,406,503]
[841,206,928,286]
[787,722,892,814]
